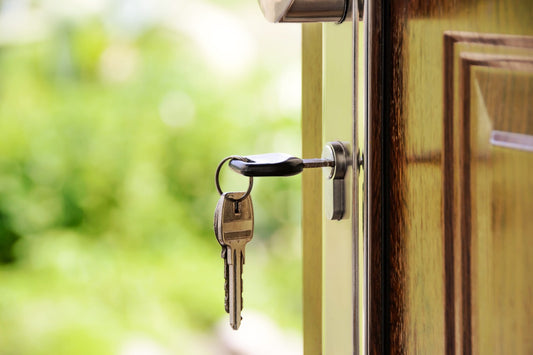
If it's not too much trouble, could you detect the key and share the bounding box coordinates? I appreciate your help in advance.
[226,142,350,220]
[228,152,334,177]
[215,192,254,330]
[219,246,230,313]
[214,195,230,314]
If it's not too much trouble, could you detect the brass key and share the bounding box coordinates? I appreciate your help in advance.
[214,192,254,330]
[214,195,230,314]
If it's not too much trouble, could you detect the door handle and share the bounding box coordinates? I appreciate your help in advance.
[258,0,353,23]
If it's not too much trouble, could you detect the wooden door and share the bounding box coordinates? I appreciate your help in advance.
[366,0,533,353]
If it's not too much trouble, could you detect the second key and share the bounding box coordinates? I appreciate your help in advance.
[217,192,254,330]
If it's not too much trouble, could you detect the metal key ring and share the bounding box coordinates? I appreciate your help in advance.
[215,155,254,202]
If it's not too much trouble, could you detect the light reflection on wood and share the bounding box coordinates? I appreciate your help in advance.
[490,130,533,152]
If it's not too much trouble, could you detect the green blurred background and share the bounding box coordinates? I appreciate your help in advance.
[0,0,302,354]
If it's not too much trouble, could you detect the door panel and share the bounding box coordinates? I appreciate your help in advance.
[456,51,533,354]
[367,0,533,353]
[302,21,357,355]
[302,23,323,355]
[322,21,355,355]
[302,18,360,355]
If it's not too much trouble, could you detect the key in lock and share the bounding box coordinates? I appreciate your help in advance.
[228,141,351,220]
[213,142,353,330]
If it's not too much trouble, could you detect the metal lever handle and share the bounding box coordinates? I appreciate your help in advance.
[258,0,352,23]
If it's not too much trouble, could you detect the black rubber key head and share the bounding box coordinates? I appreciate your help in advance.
[229,153,304,177]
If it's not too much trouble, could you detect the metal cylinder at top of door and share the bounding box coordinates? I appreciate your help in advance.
[258,0,354,23]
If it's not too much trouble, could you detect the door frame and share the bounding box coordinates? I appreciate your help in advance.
[301,5,363,352]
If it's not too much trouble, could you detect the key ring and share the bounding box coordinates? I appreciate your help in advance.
[215,156,254,202]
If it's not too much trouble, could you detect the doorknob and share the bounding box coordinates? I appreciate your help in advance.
[226,142,351,220]
[258,0,353,23]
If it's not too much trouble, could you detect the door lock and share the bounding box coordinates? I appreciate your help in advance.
[227,141,351,220]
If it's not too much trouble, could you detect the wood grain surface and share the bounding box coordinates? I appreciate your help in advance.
[365,0,384,353]
[366,0,533,353]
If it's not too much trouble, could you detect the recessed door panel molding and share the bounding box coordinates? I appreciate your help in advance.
[443,32,533,354]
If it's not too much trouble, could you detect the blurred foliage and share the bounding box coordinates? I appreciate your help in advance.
[0,2,302,354]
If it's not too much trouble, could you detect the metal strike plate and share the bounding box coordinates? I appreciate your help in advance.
[322,141,350,220]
